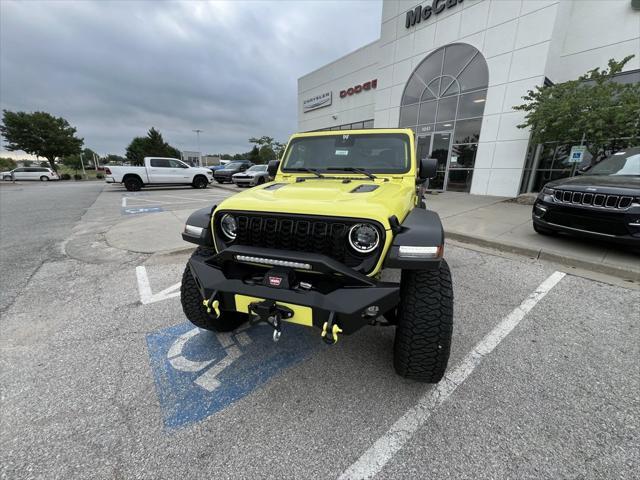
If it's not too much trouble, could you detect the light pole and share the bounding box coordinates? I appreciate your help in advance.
[193,129,203,166]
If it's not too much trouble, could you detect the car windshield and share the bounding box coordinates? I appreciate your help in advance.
[584,151,640,176]
[247,165,267,172]
[282,133,410,174]
[224,162,245,169]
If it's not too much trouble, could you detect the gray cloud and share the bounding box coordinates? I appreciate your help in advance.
[0,0,381,157]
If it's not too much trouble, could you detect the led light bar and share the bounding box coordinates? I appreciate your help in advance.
[235,255,312,270]
[184,224,204,236]
[398,245,442,259]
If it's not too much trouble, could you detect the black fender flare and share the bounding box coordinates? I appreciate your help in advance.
[181,205,216,246]
[383,208,444,270]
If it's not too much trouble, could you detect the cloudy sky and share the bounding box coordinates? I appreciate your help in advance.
[0,0,381,158]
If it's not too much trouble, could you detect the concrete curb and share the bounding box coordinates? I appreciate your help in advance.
[446,231,640,282]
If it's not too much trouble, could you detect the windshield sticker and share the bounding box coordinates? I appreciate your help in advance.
[335,150,349,156]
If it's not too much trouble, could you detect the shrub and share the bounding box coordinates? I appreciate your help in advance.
[60,173,71,180]
[96,173,104,179]
[73,174,83,180]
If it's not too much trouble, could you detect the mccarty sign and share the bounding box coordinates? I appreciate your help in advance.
[406,0,463,28]
[303,91,332,113]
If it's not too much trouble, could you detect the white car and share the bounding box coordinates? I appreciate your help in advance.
[2,167,59,181]
[231,164,270,187]
[104,157,213,191]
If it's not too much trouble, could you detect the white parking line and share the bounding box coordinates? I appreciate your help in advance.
[136,266,181,305]
[338,271,566,480]
[122,197,127,208]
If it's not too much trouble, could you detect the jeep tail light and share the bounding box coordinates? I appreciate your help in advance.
[105,167,112,175]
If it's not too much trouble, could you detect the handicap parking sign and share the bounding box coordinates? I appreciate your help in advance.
[146,321,321,429]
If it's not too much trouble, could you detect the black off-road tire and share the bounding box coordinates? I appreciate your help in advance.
[393,260,453,383]
[257,176,266,185]
[215,179,224,184]
[124,175,143,192]
[181,247,249,332]
[192,175,208,189]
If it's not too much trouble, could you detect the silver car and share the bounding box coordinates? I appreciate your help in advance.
[2,166,59,181]
[231,164,270,187]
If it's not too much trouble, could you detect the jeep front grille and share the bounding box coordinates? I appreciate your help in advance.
[219,212,384,273]
[553,190,633,209]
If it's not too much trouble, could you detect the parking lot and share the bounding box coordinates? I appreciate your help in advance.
[1,181,638,479]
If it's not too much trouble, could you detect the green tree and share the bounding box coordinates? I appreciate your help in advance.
[0,157,17,170]
[220,154,233,160]
[62,154,83,174]
[514,56,640,163]
[258,144,276,163]
[125,127,181,165]
[0,110,83,171]
[23,160,33,167]
[247,145,260,163]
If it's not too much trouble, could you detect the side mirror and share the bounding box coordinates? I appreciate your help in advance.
[268,160,280,177]
[419,157,437,180]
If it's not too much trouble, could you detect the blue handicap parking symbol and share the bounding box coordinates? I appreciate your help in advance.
[122,206,164,215]
[146,321,322,429]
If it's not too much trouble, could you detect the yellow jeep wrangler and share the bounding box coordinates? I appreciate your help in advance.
[180,129,453,382]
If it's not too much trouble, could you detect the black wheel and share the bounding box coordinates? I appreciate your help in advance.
[192,175,208,189]
[257,176,266,185]
[181,247,249,332]
[533,222,556,236]
[394,260,453,383]
[124,176,142,192]
[3,175,12,181]
[215,179,224,184]
[40,176,49,181]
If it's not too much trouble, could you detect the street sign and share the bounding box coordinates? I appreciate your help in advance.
[568,145,587,164]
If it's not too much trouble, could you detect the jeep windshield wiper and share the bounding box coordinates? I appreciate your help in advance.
[326,167,377,180]
[288,167,325,178]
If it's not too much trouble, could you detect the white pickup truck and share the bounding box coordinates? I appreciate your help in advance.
[104,157,213,191]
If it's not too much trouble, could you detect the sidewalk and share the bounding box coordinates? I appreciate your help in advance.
[105,191,639,281]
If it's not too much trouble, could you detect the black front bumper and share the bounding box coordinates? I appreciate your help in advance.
[533,195,640,246]
[188,245,400,334]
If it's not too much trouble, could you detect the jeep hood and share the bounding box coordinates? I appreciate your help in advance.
[216,179,415,228]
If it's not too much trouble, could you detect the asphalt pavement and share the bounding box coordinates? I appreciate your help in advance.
[0,181,104,313]
[1,181,638,479]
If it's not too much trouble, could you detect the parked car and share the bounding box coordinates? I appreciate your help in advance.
[232,164,270,187]
[208,165,226,173]
[2,167,59,181]
[180,128,453,383]
[104,157,213,191]
[532,147,640,246]
[213,160,253,184]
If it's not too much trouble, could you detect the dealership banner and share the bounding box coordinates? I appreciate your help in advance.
[303,91,332,113]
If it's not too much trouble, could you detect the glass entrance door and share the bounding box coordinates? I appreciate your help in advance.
[429,132,452,190]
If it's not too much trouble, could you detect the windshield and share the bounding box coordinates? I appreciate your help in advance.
[282,133,410,174]
[224,162,245,169]
[247,165,267,172]
[585,152,640,176]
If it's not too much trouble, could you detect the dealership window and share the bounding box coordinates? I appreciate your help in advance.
[399,43,488,192]
[519,137,638,193]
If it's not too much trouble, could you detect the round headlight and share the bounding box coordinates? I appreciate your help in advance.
[348,223,380,253]
[220,214,237,240]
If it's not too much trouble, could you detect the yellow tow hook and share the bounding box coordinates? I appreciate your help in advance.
[321,316,343,345]
[202,298,220,318]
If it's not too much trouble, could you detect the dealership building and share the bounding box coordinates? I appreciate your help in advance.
[297,0,640,196]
